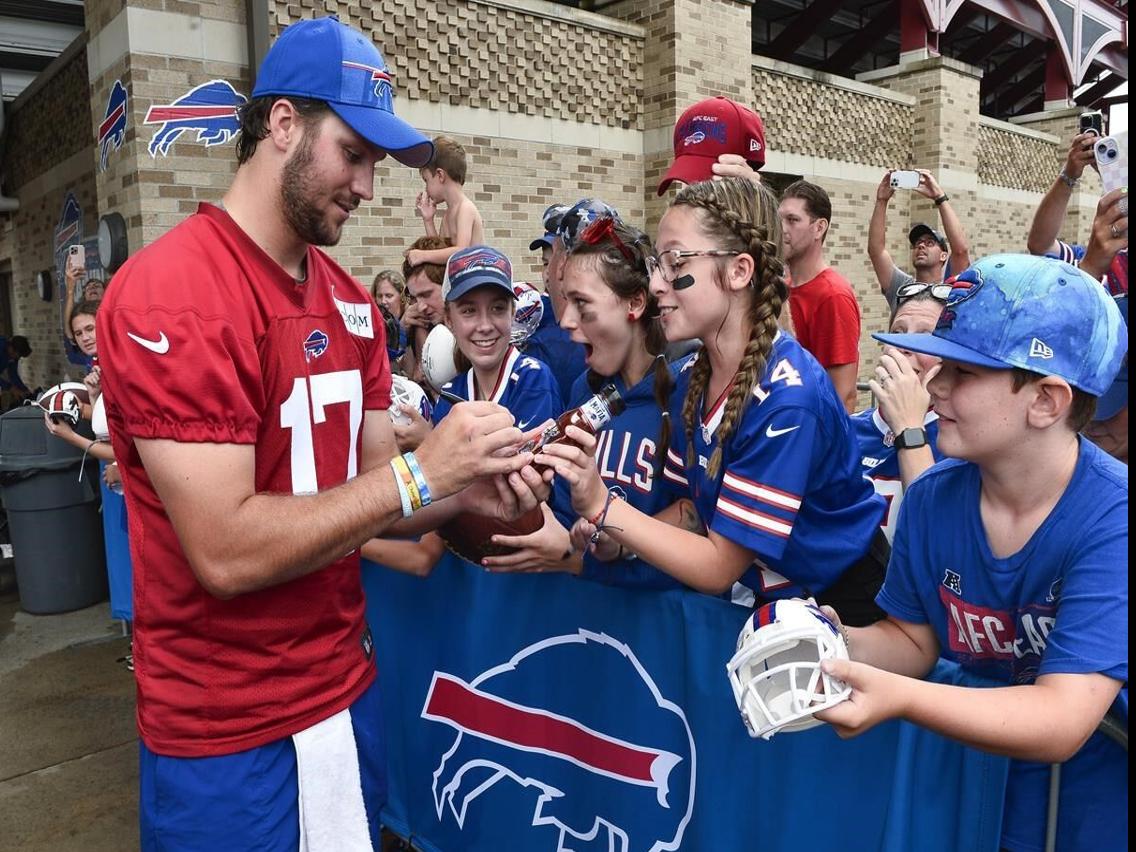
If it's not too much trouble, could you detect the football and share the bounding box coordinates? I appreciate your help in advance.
[421,324,459,390]
[438,506,546,563]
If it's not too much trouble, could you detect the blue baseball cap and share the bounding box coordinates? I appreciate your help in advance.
[529,203,570,251]
[251,17,433,167]
[1093,294,1128,421]
[443,246,516,302]
[875,254,1128,397]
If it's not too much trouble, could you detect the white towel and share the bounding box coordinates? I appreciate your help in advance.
[292,708,373,852]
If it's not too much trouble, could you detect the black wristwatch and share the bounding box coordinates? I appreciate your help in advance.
[894,427,928,450]
[933,194,949,206]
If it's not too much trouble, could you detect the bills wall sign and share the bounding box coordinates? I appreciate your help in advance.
[421,631,696,852]
[144,80,247,157]
[98,80,129,171]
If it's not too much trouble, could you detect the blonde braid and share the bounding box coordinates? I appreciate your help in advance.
[681,350,712,468]
[671,178,787,478]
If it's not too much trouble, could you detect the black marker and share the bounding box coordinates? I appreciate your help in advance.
[672,274,696,290]
[437,389,465,405]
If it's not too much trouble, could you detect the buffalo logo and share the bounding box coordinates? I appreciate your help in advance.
[54,193,83,253]
[449,249,512,281]
[98,80,129,171]
[303,329,329,361]
[342,60,394,101]
[675,116,726,146]
[935,267,985,331]
[421,631,695,852]
[144,80,247,157]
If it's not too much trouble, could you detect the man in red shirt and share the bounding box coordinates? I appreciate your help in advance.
[98,17,544,851]
[779,180,861,412]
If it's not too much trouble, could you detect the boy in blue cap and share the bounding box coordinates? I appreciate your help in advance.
[819,254,1128,852]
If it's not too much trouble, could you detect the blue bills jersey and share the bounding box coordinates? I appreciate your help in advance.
[878,439,1128,852]
[552,357,691,590]
[851,407,944,543]
[431,346,560,431]
[662,334,885,600]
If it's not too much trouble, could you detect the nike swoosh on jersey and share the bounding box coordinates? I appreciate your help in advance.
[127,331,170,354]
[765,424,799,438]
[516,418,534,430]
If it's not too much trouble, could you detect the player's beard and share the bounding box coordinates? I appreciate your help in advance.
[280,127,346,248]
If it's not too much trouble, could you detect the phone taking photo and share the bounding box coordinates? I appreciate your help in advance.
[68,244,86,270]
[1079,111,1104,138]
[890,170,921,190]
[1094,136,1128,216]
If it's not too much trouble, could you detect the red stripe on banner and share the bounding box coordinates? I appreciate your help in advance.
[144,105,237,123]
[424,673,661,783]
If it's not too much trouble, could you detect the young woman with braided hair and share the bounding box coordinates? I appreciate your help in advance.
[539,178,889,624]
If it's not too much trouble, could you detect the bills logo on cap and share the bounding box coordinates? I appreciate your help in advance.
[303,329,329,361]
[342,60,393,102]
[98,80,129,171]
[683,131,706,147]
[450,247,511,279]
[675,114,726,146]
[936,267,985,331]
[144,80,247,157]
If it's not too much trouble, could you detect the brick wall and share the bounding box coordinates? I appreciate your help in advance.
[977,123,1061,192]
[752,62,913,167]
[273,0,643,130]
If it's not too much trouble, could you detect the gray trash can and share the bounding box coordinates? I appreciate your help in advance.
[0,406,107,614]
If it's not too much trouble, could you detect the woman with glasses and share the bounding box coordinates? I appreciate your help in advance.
[540,178,888,625]
[851,283,949,543]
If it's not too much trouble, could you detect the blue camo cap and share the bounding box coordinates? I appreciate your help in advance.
[252,16,433,167]
[875,254,1128,397]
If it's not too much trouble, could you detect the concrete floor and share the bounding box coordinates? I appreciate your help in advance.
[0,585,138,852]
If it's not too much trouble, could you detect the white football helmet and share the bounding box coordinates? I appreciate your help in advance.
[388,375,429,425]
[726,598,851,740]
[41,389,82,426]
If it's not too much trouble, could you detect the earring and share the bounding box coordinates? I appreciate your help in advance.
[627,311,636,322]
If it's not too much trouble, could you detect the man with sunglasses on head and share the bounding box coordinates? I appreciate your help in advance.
[868,168,972,309]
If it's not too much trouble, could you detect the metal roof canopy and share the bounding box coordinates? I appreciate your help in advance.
[0,0,84,102]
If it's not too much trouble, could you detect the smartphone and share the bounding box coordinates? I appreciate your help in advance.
[1079,111,1104,137]
[890,170,921,190]
[1094,136,1128,215]
[67,244,85,269]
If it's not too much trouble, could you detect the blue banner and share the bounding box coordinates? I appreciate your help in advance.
[363,555,1008,852]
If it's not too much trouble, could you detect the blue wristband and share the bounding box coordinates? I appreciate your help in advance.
[403,452,432,507]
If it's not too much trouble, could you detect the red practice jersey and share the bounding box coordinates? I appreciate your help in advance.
[98,203,391,756]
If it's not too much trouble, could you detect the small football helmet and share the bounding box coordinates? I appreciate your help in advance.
[557,198,621,252]
[510,282,545,345]
[726,598,851,740]
[41,389,82,426]
[388,375,431,425]
[421,324,458,390]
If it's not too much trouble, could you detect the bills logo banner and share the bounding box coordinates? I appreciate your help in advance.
[98,80,129,171]
[144,80,247,157]
[363,556,1009,852]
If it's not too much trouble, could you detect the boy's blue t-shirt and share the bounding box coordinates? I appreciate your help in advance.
[431,345,560,431]
[850,407,944,543]
[662,334,885,600]
[879,438,1128,852]
[552,357,689,590]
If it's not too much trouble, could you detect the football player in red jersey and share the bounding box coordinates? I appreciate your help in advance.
[97,18,545,851]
